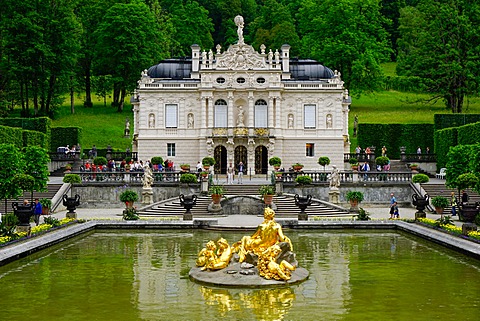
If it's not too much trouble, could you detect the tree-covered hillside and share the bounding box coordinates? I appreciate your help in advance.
[1,0,479,117]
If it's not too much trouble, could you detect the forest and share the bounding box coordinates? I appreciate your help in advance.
[0,0,478,117]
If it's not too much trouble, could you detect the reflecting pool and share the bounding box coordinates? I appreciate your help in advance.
[0,230,479,320]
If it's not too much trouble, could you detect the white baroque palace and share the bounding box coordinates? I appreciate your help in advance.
[132,16,351,174]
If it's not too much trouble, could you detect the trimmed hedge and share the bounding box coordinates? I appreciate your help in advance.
[22,130,47,149]
[357,123,434,159]
[457,121,480,145]
[434,114,480,131]
[50,127,82,153]
[434,127,458,170]
[0,117,51,151]
[0,125,23,148]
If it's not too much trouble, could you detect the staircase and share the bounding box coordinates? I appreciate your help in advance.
[0,184,63,214]
[420,183,480,213]
[137,184,350,218]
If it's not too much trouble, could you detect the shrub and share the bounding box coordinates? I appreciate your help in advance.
[318,156,330,168]
[295,175,312,185]
[93,156,108,166]
[180,173,197,184]
[202,156,216,166]
[63,174,81,184]
[258,185,275,195]
[375,156,390,166]
[456,172,479,192]
[349,157,358,165]
[43,216,60,227]
[356,208,370,221]
[346,191,364,202]
[123,208,139,220]
[412,174,430,184]
[209,184,224,195]
[119,189,138,203]
[39,198,52,208]
[268,156,282,167]
[151,156,164,165]
[431,196,449,209]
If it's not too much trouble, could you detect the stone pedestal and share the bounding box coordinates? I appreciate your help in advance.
[208,202,223,213]
[298,212,308,221]
[275,180,283,195]
[183,212,193,221]
[201,178,209,193]
[415,211,426,220]
[16,225,31,235]
[329,189,339,204]
[142,187,153,205]
[66,212,77,219]
[462,223,477,236]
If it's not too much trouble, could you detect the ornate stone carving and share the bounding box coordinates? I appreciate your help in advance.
[254,128,269,137]
[212,128,227,136]
[215,44,268,70]
[234,127,248,136]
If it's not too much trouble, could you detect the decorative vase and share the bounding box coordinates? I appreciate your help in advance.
[125,201,134,209]
[42,207,50,215]
[293,165,303,172]
[211,194,222,204]
[435,207,444,215]
[203,165,210,171]
[461,203,479,223]
[263,195,274,205]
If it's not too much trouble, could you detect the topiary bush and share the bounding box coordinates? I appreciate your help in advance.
[295,175,313,185]
[93,156,108,166]
[180,173,198,184]
[151,156,164,165]
[63,174,81,184]
[412,174,430,184]
[268,156,282,167]
[202,156,216,166]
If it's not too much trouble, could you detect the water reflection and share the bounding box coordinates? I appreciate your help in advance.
[200,286,295,321]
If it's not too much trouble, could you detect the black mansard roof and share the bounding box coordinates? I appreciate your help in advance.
[147,57,334,80]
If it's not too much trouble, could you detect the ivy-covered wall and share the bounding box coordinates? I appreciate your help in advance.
[434,127,458,170]
[0,125,23,148]
[50,127,82,152]
[357,124,434,159]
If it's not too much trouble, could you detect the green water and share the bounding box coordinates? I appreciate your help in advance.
[0,230,479,321]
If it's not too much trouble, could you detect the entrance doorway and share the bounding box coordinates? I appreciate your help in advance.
[214,146,227,174]
[234,146,247,174]
[255,146,268,174]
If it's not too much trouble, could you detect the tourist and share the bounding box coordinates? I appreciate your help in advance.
[426,147,430,154]
[237,162,244,184]
[227,163,234,185]
[361,161,370,181]
[365,146,371,160]
[196,161,202,173]
[461,190,469,204]
[34,198,42,226]
[381,146,387,157]
[393,202,400,219]
[389,193,396,219]
[417,146,422,154]
[450,192,458,216]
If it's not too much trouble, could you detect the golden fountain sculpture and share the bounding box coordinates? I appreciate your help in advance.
[194,207,307,284]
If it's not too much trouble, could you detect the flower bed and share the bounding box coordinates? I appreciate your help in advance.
[417,218,480,243]
[0,218,77,247]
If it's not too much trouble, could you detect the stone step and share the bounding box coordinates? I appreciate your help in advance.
[0,184,63,214]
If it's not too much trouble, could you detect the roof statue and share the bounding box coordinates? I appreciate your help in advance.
[234,15,244,45]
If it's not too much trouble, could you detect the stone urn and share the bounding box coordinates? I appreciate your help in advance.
[294,194,312,221]
[460,203,479,223]
[12,202,34,226]
[179,194,197,220]
[63,194,80,219]
[412,193,429,219]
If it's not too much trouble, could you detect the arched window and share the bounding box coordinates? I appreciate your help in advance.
[214,99,227,127]
[255,99,268,127]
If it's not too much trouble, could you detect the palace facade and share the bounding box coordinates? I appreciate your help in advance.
[131,16,351,174]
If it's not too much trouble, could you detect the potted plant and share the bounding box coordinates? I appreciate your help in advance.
[209,184,225,204]
[39,198,52,215]
[151,156,164,171]
[119,189,139,208]
[63,174,81,184]
[269,156,282,170]
[64,163,73,172]
[93,156,108,166]
[258,185,275,205]
[292,163,304,172]
[410,163,419,171]
[375,156,389,168]
[180,173,198,184]
[346,191,364,211]
[200,171,209,178]
[431,196,449,216]
[295,175,313,185]
[318,156,330,172]
[456,173,479,222]
[180,164,191,171]
[349,157,359,171]
[202,156,216,170]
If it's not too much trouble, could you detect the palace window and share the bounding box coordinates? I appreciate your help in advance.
[216,77,225,83]
[214,99,227,127]
[255,99,268,127]
[165,104,178,128]
[306,143,315,157]
[237,77,246,83]
[256,77,266,83]
[167,143,176,157]
[304,104,316,129]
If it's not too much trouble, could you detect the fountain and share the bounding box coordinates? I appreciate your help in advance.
[190,207,309,286]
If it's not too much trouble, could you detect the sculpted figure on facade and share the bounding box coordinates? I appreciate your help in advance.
[188,113,194,129]
[206,139,214,156]
[142,164,154,189]
[148,113,155,128]
[288,114,294,129]
[234,15,244,44]
[326,114,333,129]
[329,165,340,190]
[237,105,245,127]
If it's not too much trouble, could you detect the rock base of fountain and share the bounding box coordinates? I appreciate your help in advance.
[189,263,309,287]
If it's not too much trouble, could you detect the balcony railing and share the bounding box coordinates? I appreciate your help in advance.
[344,153,436,163]
[278,170,412,183]
[72,170,192,184]
[210,127,271,138]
